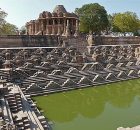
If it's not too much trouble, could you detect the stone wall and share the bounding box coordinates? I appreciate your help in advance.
[0,35,59,48]
[66,36,140,49]
[0,36,23,47]
[0,35,140,48]
[95,36,140,45]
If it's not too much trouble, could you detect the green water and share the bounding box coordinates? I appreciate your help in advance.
[33,79,140,130]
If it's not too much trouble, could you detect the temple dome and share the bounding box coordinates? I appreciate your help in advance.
[52,12,58,17]
[53,5,67,14]
[44,11,52,17]
[39,12,45,18]
[57,12,63,17]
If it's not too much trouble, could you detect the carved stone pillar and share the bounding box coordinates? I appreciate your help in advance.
[30,23,32,35]
[28,25,30,35]
[41,20,44,33]
[30,22,33,35]
[65,19,71,37]
[35,21,38,34]
[37,22,39,33]
[51,19,55,35]
[32,21,35,35]
[38,21,41,32]
[62,18,66,36]
[57,19,61,35]
[29,24,32,35]
[31,22,35,35]
[46,19,50,35]
[74,19,79,37]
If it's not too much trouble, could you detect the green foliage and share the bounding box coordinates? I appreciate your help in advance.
[20,26,26,35]
[0,8,18,35]
[112,12,140,33]
[0,23,18,35]
[0,8,7,24]
[75,3,109,34]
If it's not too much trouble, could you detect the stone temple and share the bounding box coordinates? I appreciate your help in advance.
[26,5,79,37]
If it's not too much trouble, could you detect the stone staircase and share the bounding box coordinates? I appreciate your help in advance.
[62,36,93,62]
[63,36,89,54]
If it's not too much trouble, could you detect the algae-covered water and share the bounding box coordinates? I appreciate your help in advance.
[33,79,140,130]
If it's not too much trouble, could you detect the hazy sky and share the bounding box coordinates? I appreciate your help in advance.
[0,0,140,28]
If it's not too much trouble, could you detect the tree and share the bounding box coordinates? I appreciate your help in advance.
[112,12,140,34]
[0,23,18,35]
[0,8,7,33]
[0,8,7,24]
[0,8,18,35]
[20,26,26,35]
[75,3,109,34]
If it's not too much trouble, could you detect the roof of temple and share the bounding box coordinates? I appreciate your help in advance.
[26,5,79,25]
[53,5,67,14]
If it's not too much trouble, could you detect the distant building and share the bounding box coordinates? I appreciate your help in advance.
[26,5,79,37]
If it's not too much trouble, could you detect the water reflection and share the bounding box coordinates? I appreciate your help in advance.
[34,79,140,123]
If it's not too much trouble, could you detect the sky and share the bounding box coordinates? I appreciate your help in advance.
[0,0,140,28]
